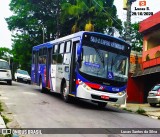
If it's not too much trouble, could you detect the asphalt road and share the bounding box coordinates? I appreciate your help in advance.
[0,81,160,137]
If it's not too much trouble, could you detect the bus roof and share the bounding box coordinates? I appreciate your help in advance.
[32,31,130,51]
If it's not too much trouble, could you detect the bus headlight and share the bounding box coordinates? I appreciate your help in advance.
[78,79,91,90]
[6,72,10,77]
[118,91,126,96]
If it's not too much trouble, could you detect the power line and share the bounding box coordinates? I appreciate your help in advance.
[92,0,123,28]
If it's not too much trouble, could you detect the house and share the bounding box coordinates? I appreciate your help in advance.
[128,11,160,103]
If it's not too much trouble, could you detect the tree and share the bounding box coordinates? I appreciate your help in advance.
[6,0,123,73]
[60,0,122,34]
[122,22,143,52]
[0,47,12,61]
[6,0,61,72]
[130,23,143,52]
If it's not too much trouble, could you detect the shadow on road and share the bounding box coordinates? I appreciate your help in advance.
[34,88,128,113]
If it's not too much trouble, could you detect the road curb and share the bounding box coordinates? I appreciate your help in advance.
[148,115,159,120]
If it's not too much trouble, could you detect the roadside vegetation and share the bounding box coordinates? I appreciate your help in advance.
[136,107,146,115]
[0,102,3,112]
[1,115,10,125]
[0,0,143,74]
[0,102,12,137]
[122,108,133,112]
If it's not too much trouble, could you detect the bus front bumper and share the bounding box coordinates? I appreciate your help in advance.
[76,85,126,105]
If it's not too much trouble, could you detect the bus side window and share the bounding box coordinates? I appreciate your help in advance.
[65,41,71,53]
[38,56,42,64]
[54,45,59,53]
[52,44,59,64]
[52,55,57,64]
[57,43,64,64]
[43,56,47,64]
[57,54,63,64]
[63,41,71,65]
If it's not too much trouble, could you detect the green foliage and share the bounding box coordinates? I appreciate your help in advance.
[61,0,122,34]
[122,108,133,112]
[7,0,59,73]
[1,115,10,125]
[0,102,3,112]
[136,107,146,114]
[0,47,12,61]
[6,0,123,72]
[122,22,143,52]
[130,23,143,52]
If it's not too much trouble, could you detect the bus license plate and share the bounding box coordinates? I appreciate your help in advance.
[101,95,109,100]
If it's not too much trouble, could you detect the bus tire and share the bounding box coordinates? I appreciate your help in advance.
[98,102,107,108]
[7,80,12,85]
[61,83,70,103]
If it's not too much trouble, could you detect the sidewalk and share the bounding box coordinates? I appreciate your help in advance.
[125,103,160,119]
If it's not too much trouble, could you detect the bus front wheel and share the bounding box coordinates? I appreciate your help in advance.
[62,83,70,103]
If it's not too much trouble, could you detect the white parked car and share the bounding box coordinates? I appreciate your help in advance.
[0,59,12,85]
[14,69,31,84]
[147,84,160,107]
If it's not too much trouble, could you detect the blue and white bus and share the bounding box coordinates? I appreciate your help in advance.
[31,31,131,108]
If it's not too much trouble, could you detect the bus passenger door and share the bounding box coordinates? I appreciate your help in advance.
[46,48,52,89]
[70,39,80,94]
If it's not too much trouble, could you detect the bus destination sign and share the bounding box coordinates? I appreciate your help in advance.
[90,36,125,51]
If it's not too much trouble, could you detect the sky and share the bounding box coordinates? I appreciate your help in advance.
[0,1,12,49]
[0,0,160,49]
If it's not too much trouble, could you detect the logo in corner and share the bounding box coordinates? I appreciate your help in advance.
[139,1,146,6]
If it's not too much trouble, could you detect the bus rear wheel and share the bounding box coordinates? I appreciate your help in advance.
[98,102,107,108]
[62,83,70,103]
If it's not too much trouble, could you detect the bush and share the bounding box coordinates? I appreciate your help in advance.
[136,107,146,114]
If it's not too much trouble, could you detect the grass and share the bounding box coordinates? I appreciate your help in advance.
[136,107,146,114]
[0,134,12,137]
[1,115,10,125]
[0,102,4,112]
[122,108,133,112]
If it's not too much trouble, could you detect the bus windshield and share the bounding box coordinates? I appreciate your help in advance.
[0,61,10,70]
[79,45,129,82]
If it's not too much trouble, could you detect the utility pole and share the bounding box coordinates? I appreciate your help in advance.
[121,0,136,108]
[125,0,132,44]
[123,0,136,44]
[126,0,136,44]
